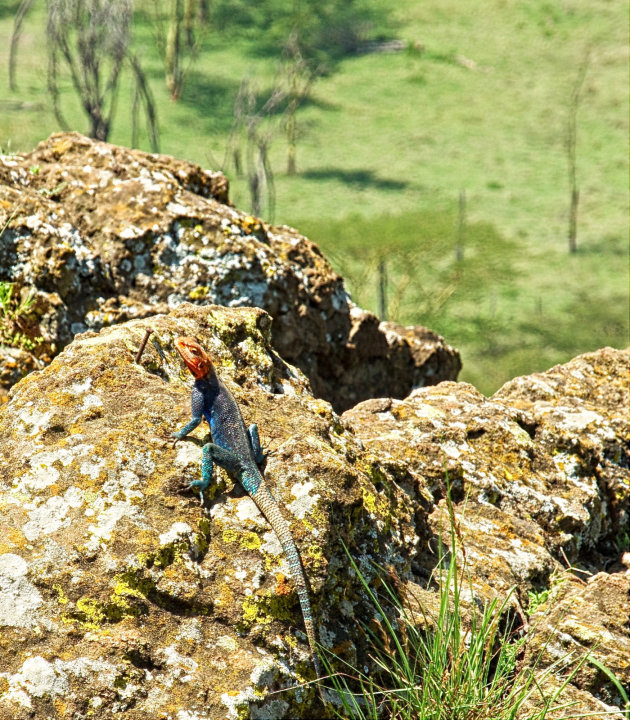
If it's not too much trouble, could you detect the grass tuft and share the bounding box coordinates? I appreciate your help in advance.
[319,491,609,719]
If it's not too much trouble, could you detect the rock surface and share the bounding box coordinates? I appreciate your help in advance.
[0,304,426,719]
[0,132,460,412]
[0,301,627,719]
[342,346,629,718]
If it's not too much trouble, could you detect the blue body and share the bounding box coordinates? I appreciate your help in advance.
[174,370,264,497]
[172,356,322,687]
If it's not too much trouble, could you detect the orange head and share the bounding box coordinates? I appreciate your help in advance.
[174,336,214,379]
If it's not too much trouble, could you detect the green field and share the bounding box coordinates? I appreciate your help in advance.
[1,0,628,394]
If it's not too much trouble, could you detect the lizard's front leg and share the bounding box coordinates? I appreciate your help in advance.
[188,442,214,503]
[172,415,202,444]
[172,385,205,444]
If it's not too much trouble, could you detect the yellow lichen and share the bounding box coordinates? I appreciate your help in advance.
[53,583,69,605]
[241,595,275,627]
[222,528,239,545]
[189,286,210,300]
[362,488,378,515]
[240,216,263,235]
[222,528,262,551]
[53,698,68,715]
[303,543,326,571]
[215,581,235,609]
[72,597,107,629]
[112,572,154,601]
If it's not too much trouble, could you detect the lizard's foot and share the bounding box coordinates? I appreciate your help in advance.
[171,432,182,447]
[188,479,209,504]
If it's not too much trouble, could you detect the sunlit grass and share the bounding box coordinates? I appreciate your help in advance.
[0,0,627,393]
[319,494,618,719]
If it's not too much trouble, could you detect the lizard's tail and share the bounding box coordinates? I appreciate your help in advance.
[253,483,323,681]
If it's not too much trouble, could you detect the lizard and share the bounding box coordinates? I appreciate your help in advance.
[171,336,323,687]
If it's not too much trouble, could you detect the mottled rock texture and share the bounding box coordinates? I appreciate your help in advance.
[0,304,426,719]
[0,132,460,411]
[0,301,627,719]
[343,346,629,719]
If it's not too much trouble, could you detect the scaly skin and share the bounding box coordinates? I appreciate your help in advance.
[172,336,322,684]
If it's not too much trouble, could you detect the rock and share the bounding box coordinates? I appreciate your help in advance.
[0,132,460,413]
[344,348,629,578]
[527,571,630,712]
[0,302,626,713]
[328,310,462,409]
[342,346,629,718]
[2,129,626,717]
[0,303,425,719]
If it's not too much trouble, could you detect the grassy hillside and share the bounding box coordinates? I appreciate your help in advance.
[0,0,627,394]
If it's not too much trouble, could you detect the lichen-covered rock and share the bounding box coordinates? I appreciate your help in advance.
[342,347,630,717]
[527,570,630,711]
[0,297,626,717]
[0,132,460,412]
[344,348,629,576]
[0,303,425,719]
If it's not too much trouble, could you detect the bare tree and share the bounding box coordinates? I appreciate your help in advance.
[228,77,283,220]
[46,0,133,141]
[9,0,36,91]
[150,0,203,101]
[566,49,590,254]
[165,0,183,100]
[7,0,160,149]
[129,53,160,152]
[198,0,209,24]
[280,31,318,176]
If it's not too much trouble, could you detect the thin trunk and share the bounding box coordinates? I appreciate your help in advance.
[184,0,196,48]
[286,99,297,175]
[456,189,466,262]
[378,258,387,320]
[9,0,35,91]
[166,0,183,100]
[566,50,589,254]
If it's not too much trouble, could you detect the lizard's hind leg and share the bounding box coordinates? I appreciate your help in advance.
[247,424,265,466]
[188,442,242,503]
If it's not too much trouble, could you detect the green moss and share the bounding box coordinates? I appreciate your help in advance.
[361,489,378,515]
[66,593,141,629]
[113,571,155,601]
[112,675,127,690]
[138,538,192,570]
[194,519,211,555]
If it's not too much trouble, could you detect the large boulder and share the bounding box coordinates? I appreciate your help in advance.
[342,346,629,716]
[0,302,627,718]
[0,132,460,411]
[0,304,425,719]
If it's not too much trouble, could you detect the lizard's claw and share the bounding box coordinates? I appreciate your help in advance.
[188,480,207,505]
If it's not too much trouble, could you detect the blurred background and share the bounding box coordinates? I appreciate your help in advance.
[1,0,628,395]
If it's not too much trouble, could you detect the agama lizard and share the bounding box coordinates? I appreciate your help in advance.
[171,336,323,685]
